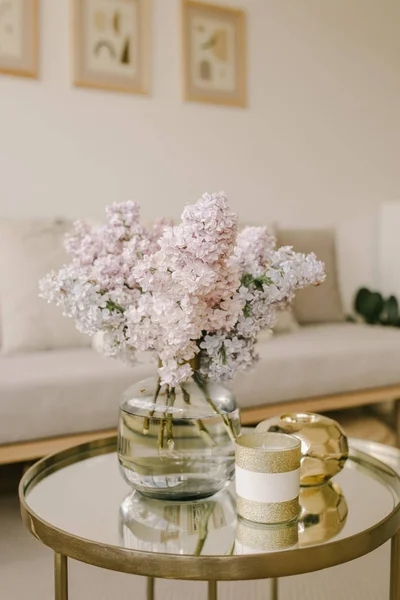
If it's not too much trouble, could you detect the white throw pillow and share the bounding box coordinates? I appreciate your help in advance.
[273,308,300,334]
[0,219,90,354]
[277,228,345,324]
[256,308,299,343]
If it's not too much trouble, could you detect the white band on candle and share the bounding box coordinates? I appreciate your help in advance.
[235,465,300,503]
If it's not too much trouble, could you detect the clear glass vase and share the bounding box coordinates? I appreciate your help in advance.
[117,374,241,501]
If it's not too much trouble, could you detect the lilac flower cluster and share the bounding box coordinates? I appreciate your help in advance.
[200,237,325,380]
[40,193,325,386]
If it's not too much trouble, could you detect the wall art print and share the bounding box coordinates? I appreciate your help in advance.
[72,0,150,95]
[0,0,38,78]
[182,0,246,107]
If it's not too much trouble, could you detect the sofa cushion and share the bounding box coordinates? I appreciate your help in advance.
[273,308,299,334]
[0,219,89,354]
[234,323,400,407]
[0,348,154,445]
[277,228,345,324]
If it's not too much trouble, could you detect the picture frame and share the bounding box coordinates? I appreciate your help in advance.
[0,0,39,79]
[182,0,246,107]
[72,0,150,95]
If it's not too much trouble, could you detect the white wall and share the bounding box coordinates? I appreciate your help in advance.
[379,202,400,298]
[0,0,399,308]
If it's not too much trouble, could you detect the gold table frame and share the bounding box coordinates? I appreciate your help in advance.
[19,436,400,600]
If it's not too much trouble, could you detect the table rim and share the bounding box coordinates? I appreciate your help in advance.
[18,435,400,581]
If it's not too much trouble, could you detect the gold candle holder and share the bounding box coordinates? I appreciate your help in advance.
[256,412,349,486]
[235,432,301,524]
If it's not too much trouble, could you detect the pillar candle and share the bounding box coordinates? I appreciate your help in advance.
[235,432,301,524]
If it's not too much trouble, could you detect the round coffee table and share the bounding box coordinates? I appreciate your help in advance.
[19,436,400,600]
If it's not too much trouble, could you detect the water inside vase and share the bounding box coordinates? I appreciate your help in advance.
[118,377,241,501]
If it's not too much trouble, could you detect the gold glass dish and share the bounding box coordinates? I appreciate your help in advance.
[298,481,348,546]
[19,437,400,600]
[256,413,349,486]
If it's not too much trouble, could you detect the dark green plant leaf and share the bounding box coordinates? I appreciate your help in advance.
[105,299,124,313]
[385,295,399,325]
[354,287,371,314]
[243,304,252,318]
[354,287,400,328]
[241,273,253,288]
[355,288,384,324]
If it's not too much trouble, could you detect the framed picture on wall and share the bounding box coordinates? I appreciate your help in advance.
[0,0,39,79]
[182,0,246,107]
[72,0,150,95]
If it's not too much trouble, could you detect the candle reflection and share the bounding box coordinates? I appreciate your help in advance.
[235,480,348,553]
[235,518,298,554]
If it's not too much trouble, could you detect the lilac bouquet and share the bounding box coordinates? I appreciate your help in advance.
[40,192,324,387]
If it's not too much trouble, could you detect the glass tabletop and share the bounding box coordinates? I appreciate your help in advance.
[23,439,400,558]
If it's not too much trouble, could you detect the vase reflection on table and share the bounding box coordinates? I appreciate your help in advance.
[119,489,237,556]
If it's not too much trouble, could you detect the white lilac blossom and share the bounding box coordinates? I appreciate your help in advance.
[39,192,325,386]
[234,226,276,276]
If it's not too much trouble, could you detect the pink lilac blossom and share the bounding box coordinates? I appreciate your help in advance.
[234,226,276,276]
[199,230,325,381]
[129,192,241,382]
[39,193,325,386]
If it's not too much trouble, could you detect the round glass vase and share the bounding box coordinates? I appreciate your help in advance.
[117,374,241,501]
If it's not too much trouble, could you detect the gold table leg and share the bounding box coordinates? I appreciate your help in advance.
[208,581,217,600]
[146,577,155,600]
[271,577,278,600]
[391,531,400,600]
[395,399,400,448]
[54,553,68,600]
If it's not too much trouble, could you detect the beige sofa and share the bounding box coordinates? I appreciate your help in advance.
[1,220,400,464]
[2,322,400,465]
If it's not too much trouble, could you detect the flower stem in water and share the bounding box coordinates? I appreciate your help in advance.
[180,383,217,447]
[180,384,191,405]
[143,378,161,435]
[193,419,217,447]
[193,372,237,442]
[166,388,176,450]
[158,413,165,449]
